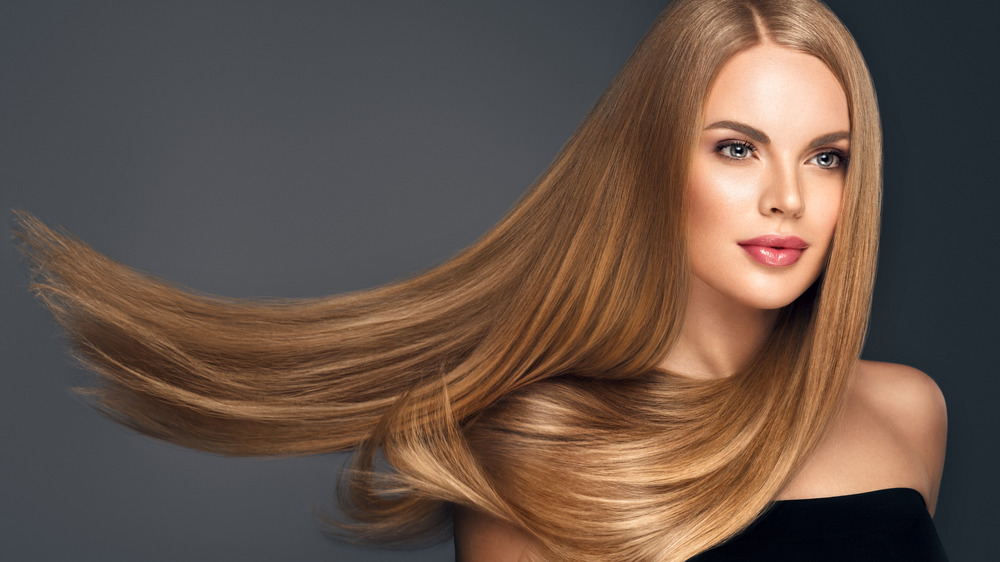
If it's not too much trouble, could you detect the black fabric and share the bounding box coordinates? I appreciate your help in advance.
[688,488,948,561]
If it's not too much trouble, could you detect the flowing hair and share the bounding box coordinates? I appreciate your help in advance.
[14,0,881,559]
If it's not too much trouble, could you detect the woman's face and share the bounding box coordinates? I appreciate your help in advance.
[686,43,849,311]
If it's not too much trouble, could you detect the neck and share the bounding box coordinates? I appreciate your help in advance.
[659,278,779,380]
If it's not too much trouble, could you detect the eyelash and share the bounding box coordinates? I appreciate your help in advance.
[811,149,850,169]
[715,141,850,169]
[716,140,757,161]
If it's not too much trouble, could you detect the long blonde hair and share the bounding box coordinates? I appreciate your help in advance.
[15,0,881,559]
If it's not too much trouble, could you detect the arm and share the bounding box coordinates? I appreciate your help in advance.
[860,361,948,514]
[896,365,948,515]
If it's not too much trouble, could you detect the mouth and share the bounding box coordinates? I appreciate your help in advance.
[738,235,809,267]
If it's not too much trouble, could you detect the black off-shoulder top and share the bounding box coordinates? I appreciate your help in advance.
[688,488,947,561]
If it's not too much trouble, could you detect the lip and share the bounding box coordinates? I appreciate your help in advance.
[738,235,809,267]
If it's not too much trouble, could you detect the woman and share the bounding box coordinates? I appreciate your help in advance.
[15,0,946,560]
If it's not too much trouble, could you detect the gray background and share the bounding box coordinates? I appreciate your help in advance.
[2,1,996,560]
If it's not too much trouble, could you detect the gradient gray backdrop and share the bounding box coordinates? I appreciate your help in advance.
[3,1,997,560]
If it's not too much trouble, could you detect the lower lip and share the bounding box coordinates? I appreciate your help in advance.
[739,245,804,266]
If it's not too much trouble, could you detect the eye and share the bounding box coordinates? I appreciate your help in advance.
[810,150,848,169]
[717,140,756,161]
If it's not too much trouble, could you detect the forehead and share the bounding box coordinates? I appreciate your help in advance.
[703,43,849,139]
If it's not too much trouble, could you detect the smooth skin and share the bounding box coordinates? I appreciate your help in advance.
[453,43,947,561]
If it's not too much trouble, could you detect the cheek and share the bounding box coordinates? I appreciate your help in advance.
[686,163,758,242]
[813,185,843,242]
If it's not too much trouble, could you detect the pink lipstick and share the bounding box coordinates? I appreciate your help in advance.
[738,235,808,266]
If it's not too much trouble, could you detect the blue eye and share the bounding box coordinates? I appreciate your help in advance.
[718,140,755,160]
[810,150,848,169]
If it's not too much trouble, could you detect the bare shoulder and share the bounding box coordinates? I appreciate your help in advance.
[453,506,539,562]
[852,360,948,512]
[853,360,947,429]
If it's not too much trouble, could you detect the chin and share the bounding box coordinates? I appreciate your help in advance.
[729,278,821,311]
[729,294,799,311]
[691,268,824,313]
[753,297,801,311]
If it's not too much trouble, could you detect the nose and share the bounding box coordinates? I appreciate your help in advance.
[759,162,804,218]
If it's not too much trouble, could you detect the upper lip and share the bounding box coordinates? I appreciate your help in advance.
[738,235,809,249]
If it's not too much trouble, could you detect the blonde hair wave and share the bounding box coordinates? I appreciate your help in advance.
[15,0,881,559]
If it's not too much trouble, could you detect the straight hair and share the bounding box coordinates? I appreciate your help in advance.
[15,0,881,558]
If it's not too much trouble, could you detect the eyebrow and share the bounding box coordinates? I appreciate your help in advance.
[805,131,851,151]
[704,120,850,150]
[705,121,770,144]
